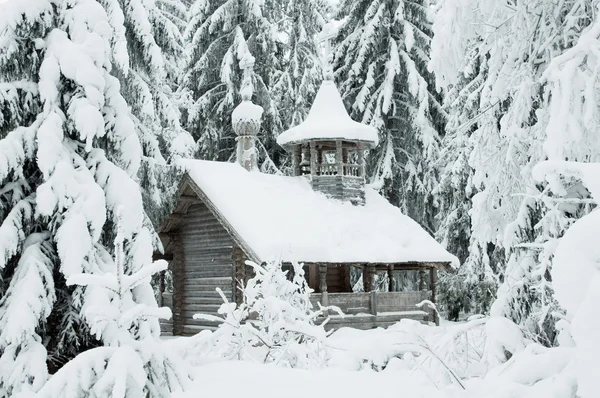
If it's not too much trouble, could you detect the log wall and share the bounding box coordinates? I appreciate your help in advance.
[177,202,235,336]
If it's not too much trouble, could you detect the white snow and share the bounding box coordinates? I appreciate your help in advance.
[169,316,578,398]
[276,80,379,147]
[180,159,458,266]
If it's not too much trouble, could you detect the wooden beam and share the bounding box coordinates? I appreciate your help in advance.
[310,141,317,176]
[387,264,395,292]
[318,264,328,311]
[336,140,343,176]
[180,194,200,205]
[153,252,174,262]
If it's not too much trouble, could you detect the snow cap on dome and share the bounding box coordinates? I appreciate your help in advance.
[276,80,379,147]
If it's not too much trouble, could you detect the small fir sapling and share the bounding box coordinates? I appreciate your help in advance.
[34,208,192,398]
[194,260,341,369]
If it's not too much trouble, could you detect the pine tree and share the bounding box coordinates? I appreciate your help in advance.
[36,208,191,397]
[430,0,600,340]
[115,0,195,226]
[270,0,328,131]
[333,0,445,233]
[182,0,283,166]
[0,0,185,394]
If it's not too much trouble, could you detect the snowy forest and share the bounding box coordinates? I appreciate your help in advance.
[1,0,600,396]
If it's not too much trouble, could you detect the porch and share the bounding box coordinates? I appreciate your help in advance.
[304,262,441,330]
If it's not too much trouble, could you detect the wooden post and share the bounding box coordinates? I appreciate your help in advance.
[310,141,317,176]
[343,264,352,292]
[358,144,366,177]
[336,140,343,176]
[171,234,184,336]
[387,265,395,292]
[364,264,376,292]
[419,269,426,291]
[292,145,302,176]
[367,262,378,315]
[159,270,166,306]
[233,246,246,306]
[430,267,439,326]
[319,264,328,307]
[362,266,370,292]
[370,290,378,315]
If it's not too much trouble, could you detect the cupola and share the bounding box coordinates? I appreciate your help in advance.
[276,23,378,205]
[232,53,263,171]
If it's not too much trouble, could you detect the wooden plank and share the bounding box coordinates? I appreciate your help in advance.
[182,276,232,286]
[182,268,232,278]
[182,297,226,305]
[181,292,231,300]
[180,284,232,292]
[181,305,222,314]
[183,264,234,272]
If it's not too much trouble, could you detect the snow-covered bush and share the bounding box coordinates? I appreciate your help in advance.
[192,260,339,369]
[34,208,192,398]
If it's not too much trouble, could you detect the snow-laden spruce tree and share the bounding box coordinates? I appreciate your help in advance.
[34,208,191,398]
[0,0,187,395]
[193,261,336,368]
[114,0,195,225]
[432,38,496,320]
[182,0,283,165]
[270,0,328,131]
[333,0,444,232]
[431,0,600,340]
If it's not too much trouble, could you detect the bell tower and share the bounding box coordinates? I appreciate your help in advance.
[276,23,379,205]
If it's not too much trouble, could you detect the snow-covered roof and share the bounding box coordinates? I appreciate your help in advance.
[180,160,457,267]
[276,80,379,148]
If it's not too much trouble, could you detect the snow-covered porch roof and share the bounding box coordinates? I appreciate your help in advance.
[166,160,458,269]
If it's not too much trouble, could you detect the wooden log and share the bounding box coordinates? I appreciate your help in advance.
[171,234,185,336]
[344,264,352,292]
[319,264,328,309]
[182,269,233,279]
[336,140,343,176]
[310,141,317,176]
[159,270,165,306]
[153,253,174,262]
[232,245,246,306]
[292,145,301,176]
[358,145,366,177]
[387,265,395,292]
[365,264,376,292]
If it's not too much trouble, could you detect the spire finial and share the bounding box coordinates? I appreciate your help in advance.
[319,22,336,81]
[232,51,263,171]
[239,52,255,101]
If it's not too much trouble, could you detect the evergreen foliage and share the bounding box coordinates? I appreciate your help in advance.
[182,0,283,165]
[333,0,444,232]
[192,260,335,368]
[431,0,600,341]
[270,0,328,130]
[0,0,185,394]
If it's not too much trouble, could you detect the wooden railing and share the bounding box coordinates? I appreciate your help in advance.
[315,163,362,177]
[310,291,432,316]
[343,163,361,177]
[316,164,338,175]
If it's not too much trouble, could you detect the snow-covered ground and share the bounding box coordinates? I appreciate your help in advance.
[167,317,577,398]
